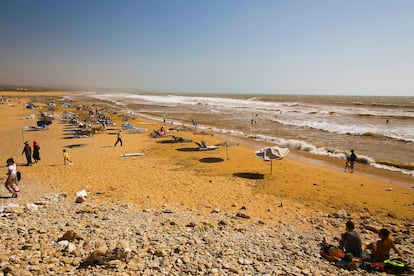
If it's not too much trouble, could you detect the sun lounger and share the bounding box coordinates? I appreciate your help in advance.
[172,135,192,143]
[195,141,220,151]
[24,125,48,131]
[149,129,170,138]
[97,119,116,126]
[128,127,147,134]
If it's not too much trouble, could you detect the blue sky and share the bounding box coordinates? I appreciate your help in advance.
[1,0,413,96]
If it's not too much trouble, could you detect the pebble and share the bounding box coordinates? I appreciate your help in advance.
[0,193,413,275]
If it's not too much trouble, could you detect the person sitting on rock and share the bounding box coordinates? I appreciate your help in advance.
[365,228,404,262]
[320,237,361,270]
[338,221,363,257]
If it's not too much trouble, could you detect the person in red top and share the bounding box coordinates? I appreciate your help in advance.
[33,140,41,163]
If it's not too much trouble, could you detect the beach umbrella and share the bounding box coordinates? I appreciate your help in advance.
[254,146,289,174]
[215,141,239,160]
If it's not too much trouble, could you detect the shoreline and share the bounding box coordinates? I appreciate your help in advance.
[81,91,414,177]
[13,94,414,218]
[0,90,414,219]
[1,91,413,217]
[213,132,414,190]
[80,91,414,179]
[0,91,413,274]
[2,90,413,185]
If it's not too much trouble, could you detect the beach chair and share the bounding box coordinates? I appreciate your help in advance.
[172,135,192,143]
[194,141,220,151]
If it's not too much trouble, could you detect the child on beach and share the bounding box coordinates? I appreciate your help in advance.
[4,158,20,198]
[344,156,351,172]
[63,149,73,165]
[366,228,404,262]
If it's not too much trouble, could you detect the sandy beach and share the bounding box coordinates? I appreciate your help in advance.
[1,91,412,220]
[0,91,413,275]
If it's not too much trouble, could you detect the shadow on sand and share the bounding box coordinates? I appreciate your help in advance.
[233,172,265,180]
[199,157,224,163]
[157,140,178,144]
[64,144,87,148]
[176,147,199,152]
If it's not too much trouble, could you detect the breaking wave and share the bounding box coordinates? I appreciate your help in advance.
[273,119,414,143]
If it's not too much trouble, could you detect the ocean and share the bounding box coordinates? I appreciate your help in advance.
[73,92,414,177]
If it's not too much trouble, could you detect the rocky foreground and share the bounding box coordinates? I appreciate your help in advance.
[1,189,413,276]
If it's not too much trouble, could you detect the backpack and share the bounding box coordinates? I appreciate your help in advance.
[16,171,21,182]
[384,259,407,274]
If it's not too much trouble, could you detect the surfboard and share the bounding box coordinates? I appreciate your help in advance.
[119,153,145,157]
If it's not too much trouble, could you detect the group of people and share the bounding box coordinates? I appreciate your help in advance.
[149,126,169,138]
[21,140,41,166]
[320,221,404,270]
[3,140,41,198]
[4,140,77,198]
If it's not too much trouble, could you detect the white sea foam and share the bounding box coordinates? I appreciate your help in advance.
[273,118,414,143]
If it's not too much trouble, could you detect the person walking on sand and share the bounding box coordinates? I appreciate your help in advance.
[32,140,41,163]
[114,129,123,147]
[349,149,357,173]
[22,141,32,166]
[63,149,73,165]
[4,158,20,198]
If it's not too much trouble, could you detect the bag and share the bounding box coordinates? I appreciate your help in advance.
[16,171,21,182]
[361,261,384,272]
[384,259,407,274]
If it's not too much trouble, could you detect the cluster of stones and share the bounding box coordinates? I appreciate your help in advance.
[0,193,413,275]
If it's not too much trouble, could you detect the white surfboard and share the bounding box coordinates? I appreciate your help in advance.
[119,153,145,157]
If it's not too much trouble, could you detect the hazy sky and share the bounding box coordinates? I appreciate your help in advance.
[1,0,413,96]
